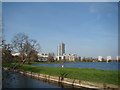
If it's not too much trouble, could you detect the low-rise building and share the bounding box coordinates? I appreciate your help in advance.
[107,56,111,62]
[12,53,20,56]
[116,56,120,61]
[98,56,102,61]
[38,53,48,58]
[56,56,64,61]
[37,53,49,62]
[57,54,80,61]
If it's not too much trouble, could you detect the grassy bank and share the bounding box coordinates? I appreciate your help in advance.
[3,63,120,86]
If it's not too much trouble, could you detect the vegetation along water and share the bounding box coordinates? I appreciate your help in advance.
[3,63,120,86]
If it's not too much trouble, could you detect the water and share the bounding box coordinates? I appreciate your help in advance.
[2,70,61,88]
[2,70,91,89]
[32,62,120,71]
[3,62,119,88]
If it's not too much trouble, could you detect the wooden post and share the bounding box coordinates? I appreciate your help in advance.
[45,75,47,81]
[79,80,81,85]
[24,71,25,75]
[72,79,75,86]
[48,75,50,81]
[103,83,107,89]
[59,76,61,82]
[31,72,32,77]
[38,73,39,79]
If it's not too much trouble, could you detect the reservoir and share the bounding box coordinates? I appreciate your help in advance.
[32,62,120,71]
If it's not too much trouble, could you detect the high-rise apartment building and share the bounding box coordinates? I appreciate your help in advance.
[58,43,65,56]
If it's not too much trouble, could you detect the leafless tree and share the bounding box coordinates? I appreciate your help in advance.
[48,52,55,62]
[25,39,40,64]
[12,33,29,62]
[12,33,40,64]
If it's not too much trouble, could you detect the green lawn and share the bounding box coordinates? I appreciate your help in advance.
[3,63,120,85]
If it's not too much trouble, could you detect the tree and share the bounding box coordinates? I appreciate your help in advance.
[12,33,40,64]
[25,39,40,63]
[82,57,86,62]
[12,33,29,62]
[48,52,55,62]
[2,40,13,63]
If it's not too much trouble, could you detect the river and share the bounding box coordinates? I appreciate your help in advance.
[32,62,120,71]
[2,70,60,88]
[2,70,92,89]
[3,62,119,88]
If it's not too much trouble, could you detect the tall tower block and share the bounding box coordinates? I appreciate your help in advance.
[58,43,65,56]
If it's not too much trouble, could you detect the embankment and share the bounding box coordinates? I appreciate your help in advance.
[2,63,120,89]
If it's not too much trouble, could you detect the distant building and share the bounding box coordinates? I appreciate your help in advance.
[38,53,49,62]
[12,53,20,56]
[38,53,48,58]
[68,54,78,61]
[116,56,120,61]
[58,43,65,56]
[62,53,80,61]
[107,56,111,61]
[98,56,102,61]
[57,56,64,61]
[56,43,81,61]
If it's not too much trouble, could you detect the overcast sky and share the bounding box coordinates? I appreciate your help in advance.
[3,2,118,59]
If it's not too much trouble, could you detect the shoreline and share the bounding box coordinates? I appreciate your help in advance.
[29,61,120,64]
[3,67,119,89]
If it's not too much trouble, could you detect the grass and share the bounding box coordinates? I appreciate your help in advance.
[3,63,120,86]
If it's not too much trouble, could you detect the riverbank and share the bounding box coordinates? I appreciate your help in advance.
[28,61,119,64]
[29,61,75,64]
[3,68,99,89]
[3,63,120,89]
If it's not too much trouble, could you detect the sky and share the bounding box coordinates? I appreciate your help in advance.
[2,2,118,59]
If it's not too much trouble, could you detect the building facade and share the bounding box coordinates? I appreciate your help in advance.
[57,53,80,61]
[38,53,48,62]
[107,56,111,61]
[58,43,65,56]
[98,56,102,61]
[12,53,20,56]
[116,56,120,61]
[38,53,48,58]
[63,54,77,61]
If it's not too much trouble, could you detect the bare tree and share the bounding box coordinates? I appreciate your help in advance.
[48,52,55,62]
[12,33,29,62]
[25,39,40,64]
[12,33,40,64]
